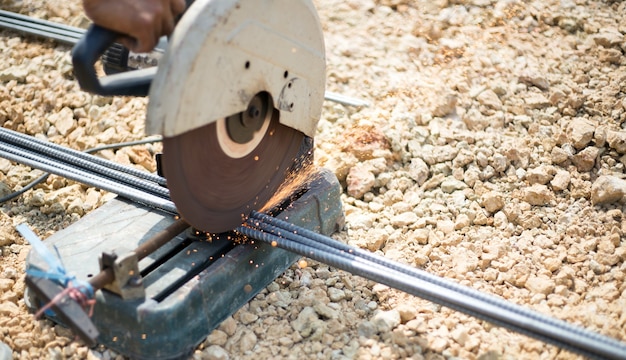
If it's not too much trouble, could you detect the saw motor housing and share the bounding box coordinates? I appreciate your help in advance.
[147,0,326,139]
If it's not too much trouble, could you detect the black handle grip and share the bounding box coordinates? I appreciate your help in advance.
[71,24,154,97]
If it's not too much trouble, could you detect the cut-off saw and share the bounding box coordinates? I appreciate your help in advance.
[72,0,326,233]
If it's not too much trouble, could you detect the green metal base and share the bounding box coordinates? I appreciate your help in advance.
[26,168,343,360]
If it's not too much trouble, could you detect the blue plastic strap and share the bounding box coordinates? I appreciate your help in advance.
[17,223,94,298]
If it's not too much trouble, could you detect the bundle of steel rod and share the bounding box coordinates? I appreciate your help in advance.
[239,211,626,360]
[0,127,176,213]
[0,10,84,45]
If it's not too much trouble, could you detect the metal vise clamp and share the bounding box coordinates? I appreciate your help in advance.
[99,249,145,300]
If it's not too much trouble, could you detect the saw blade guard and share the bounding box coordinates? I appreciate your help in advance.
[146,0,326,139]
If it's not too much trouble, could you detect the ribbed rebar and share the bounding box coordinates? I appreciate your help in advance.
[240,211,626,360]
[0,133,176,213]
[0,128,166,186]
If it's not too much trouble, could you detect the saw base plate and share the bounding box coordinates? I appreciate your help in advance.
[26,168,343,360]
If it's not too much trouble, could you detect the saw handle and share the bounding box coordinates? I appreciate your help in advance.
[72,24,154,97]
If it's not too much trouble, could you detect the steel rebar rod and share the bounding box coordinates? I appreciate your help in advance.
[240,211,626,360]
[0,140,169,200]
[0,144,177,213]
[0,10,83,45]
[0,128,166,186]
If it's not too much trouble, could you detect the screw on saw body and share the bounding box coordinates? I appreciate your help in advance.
[25,219,190,347]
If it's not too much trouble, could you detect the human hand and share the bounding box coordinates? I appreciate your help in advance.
[83,0,186,53]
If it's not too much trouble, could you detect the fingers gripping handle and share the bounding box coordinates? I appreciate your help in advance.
[71,24,155,97]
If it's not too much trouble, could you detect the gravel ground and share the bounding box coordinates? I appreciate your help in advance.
[1,0,626,359]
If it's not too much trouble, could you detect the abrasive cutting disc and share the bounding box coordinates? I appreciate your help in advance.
[161,106,304,233]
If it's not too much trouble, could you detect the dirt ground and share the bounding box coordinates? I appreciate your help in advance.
[1,0,626,359]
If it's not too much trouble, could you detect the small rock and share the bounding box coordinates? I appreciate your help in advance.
[440,178,467,193]
[12,338,32,352]
[482,191,505,213]
[3,267,17,280]
[525,166,554,185]
[360,228,387,251]
[67,198,85,216]
[451,326,470,346]
[0,301,19,316]
[391,212,418,227]
[328,288,346,302]
[407,158,430,185]
[0,279,14,292]
[572,146,599,172]
[237,311,258,325]
[396,304,417,323]
[203,345,229,360]
[49,107,76,136]
[218,317,237,336]
[0,67,28,82]
[372,309,401,333]
[453,149,474,168]
[390,328,409,346]
[591,30,623,47]
[525,276,555,295]
[0,182,10,204]
[324,152,358,182]
[432,93,458,117]
[551,146,571,164]
[345,212,374,230]
[476,89,502,109]
[524,184,554,206]
[606,130,626,154]
[591,175,626,205]
[421,145,458,164]
[550,170,571,191]
[357,321,377,338]
[567,118,595,150]
[430,337,449,352]
[206,330,228,346]
[24,117,46,135]
[437,219,455,234]
[519,73,550,91]
[598,48,622,64]
[491,153,508,173]
[314,302,338,319]
[346,164,376,199]
[454,214,471,230]
[29,190,46,207]
[238,330,257,352]
[54,325,74,338]
[267,290,291,308]
[292,307,322,338]
[524,92,550,109]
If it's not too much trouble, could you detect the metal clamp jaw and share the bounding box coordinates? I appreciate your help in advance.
[99,249,145,300]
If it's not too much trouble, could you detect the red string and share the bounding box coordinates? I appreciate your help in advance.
[34,282,96,319]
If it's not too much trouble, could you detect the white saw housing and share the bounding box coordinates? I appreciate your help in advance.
[146,0,326,138]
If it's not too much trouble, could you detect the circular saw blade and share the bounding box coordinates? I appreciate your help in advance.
[161,108,304,233]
